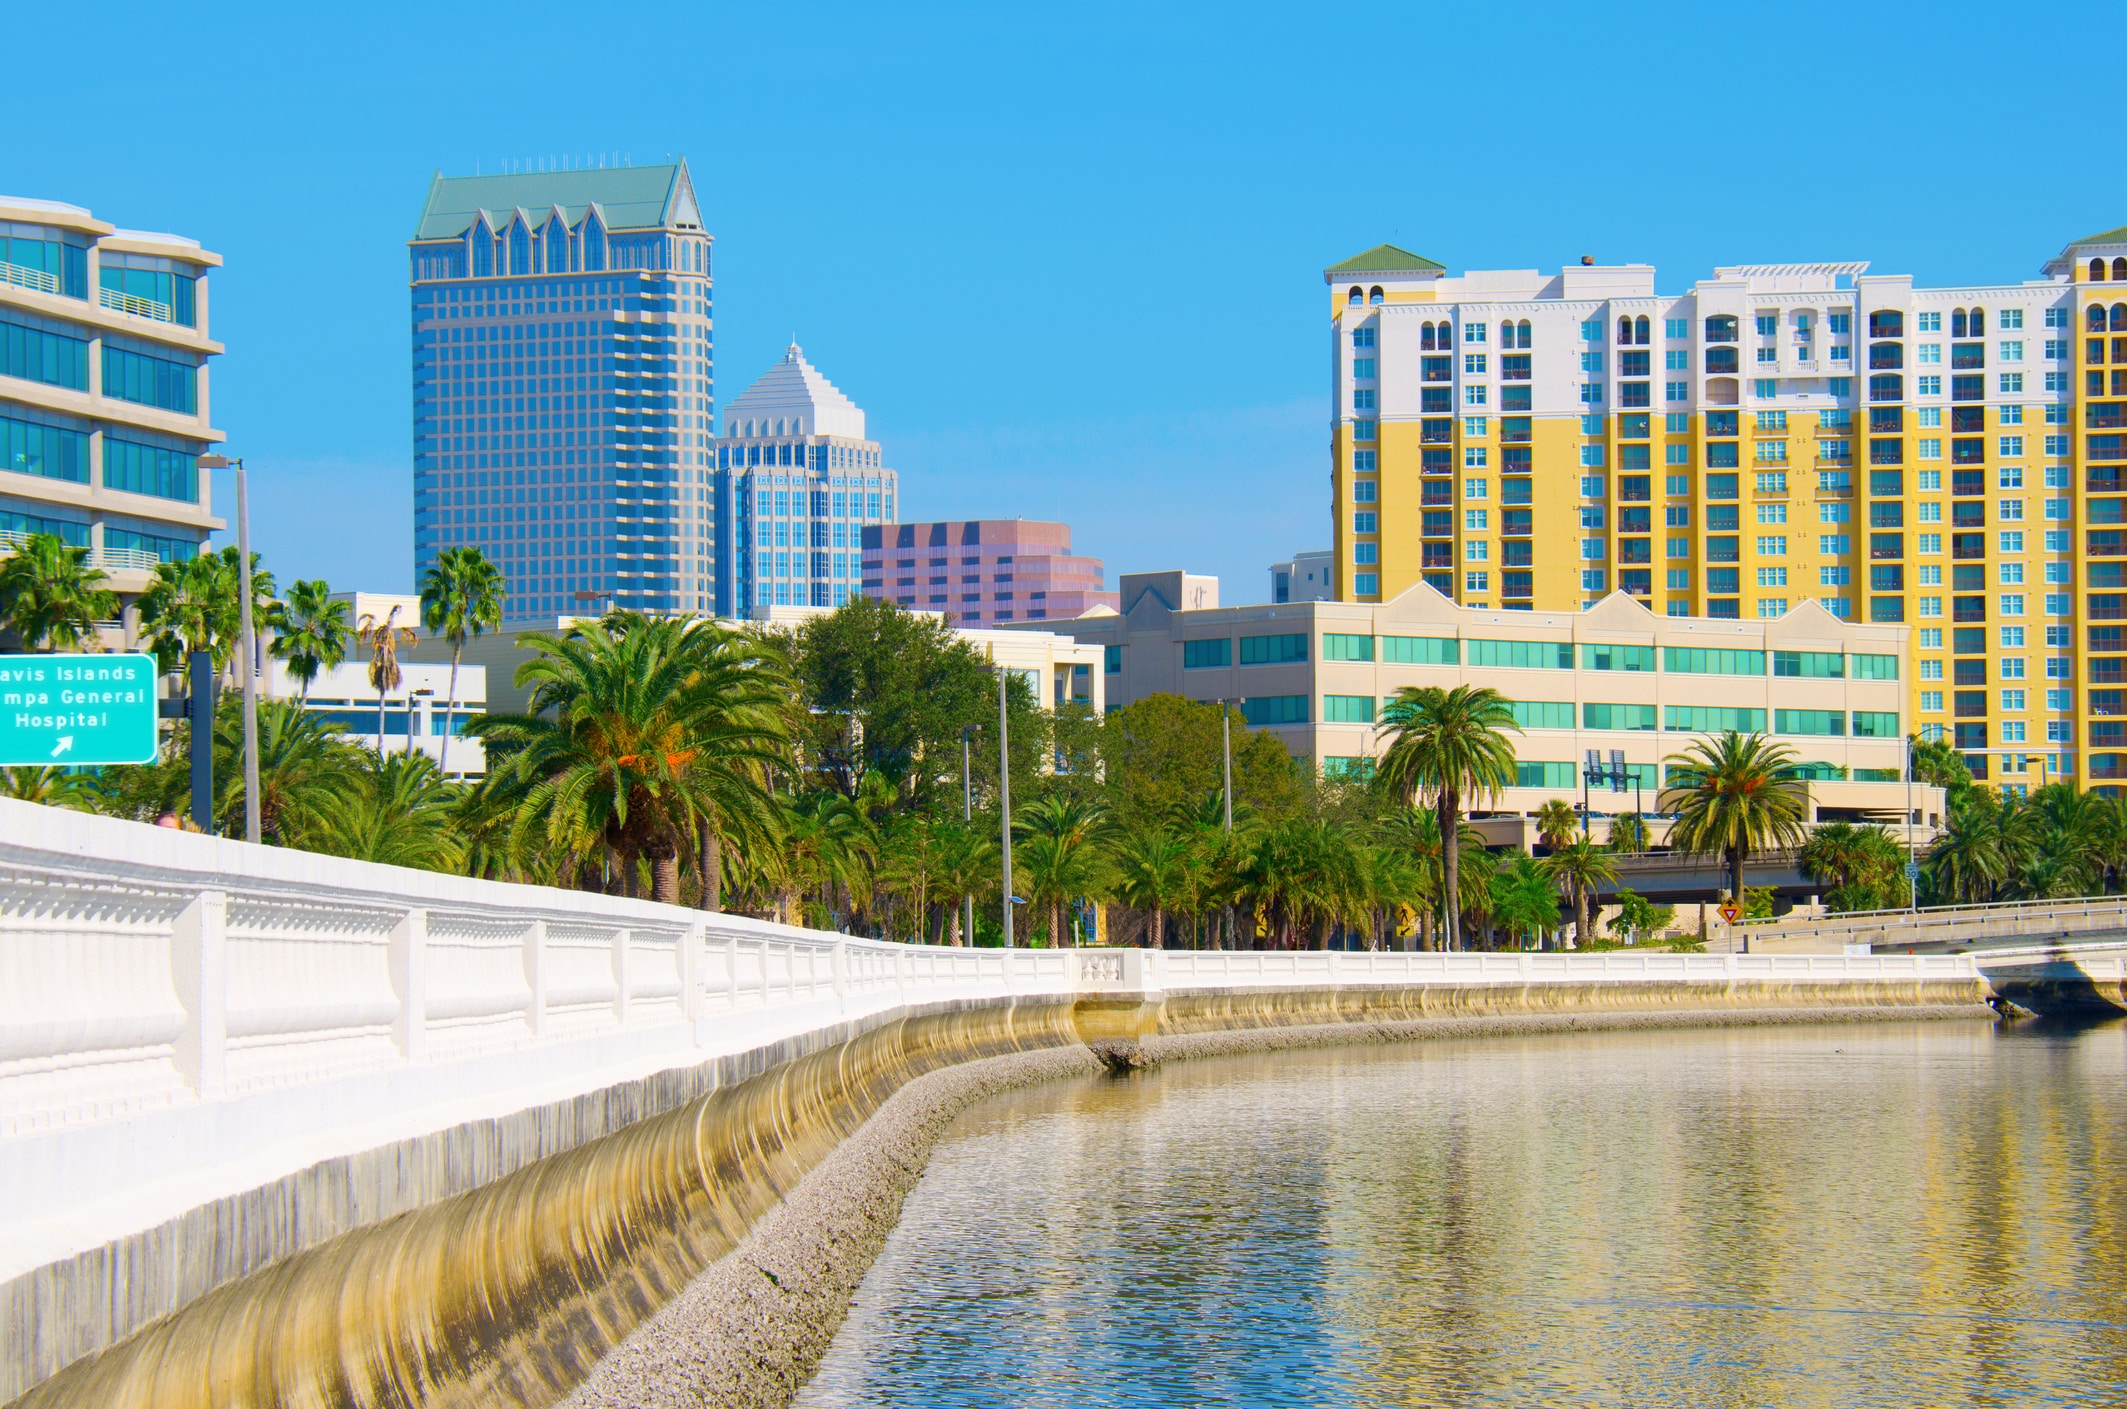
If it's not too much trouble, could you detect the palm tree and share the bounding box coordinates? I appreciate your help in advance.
[1014,830,1105,947]
[0,765,99,809]
[209,545,275,693]
[472,614,791,906]
[1533,797,1579,852]
[1107,819,1193,948]
[267,579,352,704]
[1924,789,2019,905]
[1375,806,1443,950]
[1800,821,1907,913]
[0,533,118,651]
[1659,731,1811,917]
[356,605,420,752]
[1376,685,1520,950]
[1543,837,1619,949]
[210,698,366,845]
[420,547,507,777]
[1607,811,1650,854]
[928,819,999,945]
[138,555,224,686]
[330,751,466,872]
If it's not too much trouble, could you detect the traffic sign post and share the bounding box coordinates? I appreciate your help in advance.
[1718,901,1741,926]
[0,654,160,767]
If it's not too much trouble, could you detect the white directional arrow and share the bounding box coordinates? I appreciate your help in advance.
[50,736,72,759]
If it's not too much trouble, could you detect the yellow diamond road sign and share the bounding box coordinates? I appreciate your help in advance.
[0,654,159,766]
[1718,901,1741,925]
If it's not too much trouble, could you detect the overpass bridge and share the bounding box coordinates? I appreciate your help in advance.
[0,801,2107,1409]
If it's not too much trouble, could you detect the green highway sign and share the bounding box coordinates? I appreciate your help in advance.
[0,654,160,766]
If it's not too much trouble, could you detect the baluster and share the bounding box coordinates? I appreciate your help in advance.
[172,889,228,1098]
[390,907,429,1062]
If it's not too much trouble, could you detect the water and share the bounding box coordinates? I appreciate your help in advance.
[796,1021,2127,1407]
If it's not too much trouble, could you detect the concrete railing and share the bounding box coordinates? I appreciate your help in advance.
[1738,894,2127,952]
[1148,947,1974,987]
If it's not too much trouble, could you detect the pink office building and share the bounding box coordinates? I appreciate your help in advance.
[860,519,1119,625]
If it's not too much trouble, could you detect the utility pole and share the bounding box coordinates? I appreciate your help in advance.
[998,668,1013,949]
[1906,732,1917,912]
[201,454,259,844]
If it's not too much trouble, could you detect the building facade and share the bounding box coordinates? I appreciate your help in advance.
[719,345,896,611]
[1271,549,1334,604]
[407,162,718,622]
[0,196,224,633]
[266,657,487,776]
[1326,227,2127,788]
[1021,575,1934,820]
[860,518,1117,625]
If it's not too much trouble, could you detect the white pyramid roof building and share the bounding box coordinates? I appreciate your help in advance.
[723,343,866,440]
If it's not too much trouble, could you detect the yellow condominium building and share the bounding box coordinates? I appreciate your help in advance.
[1325,226,2127,793]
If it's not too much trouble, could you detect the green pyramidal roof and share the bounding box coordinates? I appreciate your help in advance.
[1324,243,1445,277]
[2071,222,2127,247]
[410,162,698,241]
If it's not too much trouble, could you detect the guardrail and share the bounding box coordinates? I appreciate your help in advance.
[1739,894,2127,951]
[1149,947,1972,987]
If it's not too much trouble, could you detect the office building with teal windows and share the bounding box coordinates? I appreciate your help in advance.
[718,344,897,612]
[407,161,723,619]
[0,195,223,642]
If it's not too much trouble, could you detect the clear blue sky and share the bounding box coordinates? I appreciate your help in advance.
[9,0,2112,605]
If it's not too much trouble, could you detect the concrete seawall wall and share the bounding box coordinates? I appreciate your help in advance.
[9,973,1995,1409]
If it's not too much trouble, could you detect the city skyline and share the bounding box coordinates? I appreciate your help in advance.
[6,1,2119,608]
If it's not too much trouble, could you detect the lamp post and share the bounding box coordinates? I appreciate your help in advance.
[997,666,1013,949]
[1221,700,1233,833]
[1906,733,1918,912]
[198,455,258,844]
[962,723,979,945]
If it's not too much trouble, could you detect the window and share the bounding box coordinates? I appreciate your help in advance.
[1353,511,1377,533]
[1350,327,1375,348]
[1465,571,1488,593]
[0,315,90,391]
[1103,645,1122,674]
[1465,477,1488,500]
[1921,691,1945,712]
[1821,565,1851,586]
[103,438,198,502]
[1321,633,1374,661]
[1181,638,1231,669]
[1352,480,1377,503]
[1467,639,1573,669]
[1380,635,1458,664]
[1240,695,1308,726]
[1353,358,1376,378]
[1466,509,1488,532]
[1580,537,1605,560]
[1775,709,1846,736]
[1756,502,1787,524]
[1756,535,1788,555]
[1466,323,1486,344]
[1580,643,1656,671]
[101,346,197,412]
[1322,695,1375,723]
[2001,373,2023,394]
[1664,647,1766,675]
[1239,633,1307,665]
[1465,446,1489,469]
[1667,705,1767,732]
[0,414,89,484]
[1851,711,1899,738]
[1465,386,1486,407]
[1583,703,1657,731]
[1582,568,1608,592]
[1506,700,1575,729]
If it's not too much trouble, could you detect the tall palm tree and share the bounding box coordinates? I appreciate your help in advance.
[1376,685,1520,950]
[928,818,999,945]
[1607,811,1650,854]
[420,547,507,777]
[356,605,420,753]
[0,765,99,809]
[1375,805,1443,950]
[0,533,118,651]
[1534,797,1580,852]
[267,579,352,704]
[1015,829,1106,947]
[1107,819,1193,948]
[1543,837,1618,949]
[209,545,275,693]
[472,614,790,906]
[1800,820,1907,912]
[1659,731,1810,915]
[138,555,223,679]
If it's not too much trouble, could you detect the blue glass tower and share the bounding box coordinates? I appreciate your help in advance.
[406,161,723,620]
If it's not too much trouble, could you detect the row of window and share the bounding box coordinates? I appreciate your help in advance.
[0,316,200,413]
[0,413,199,501]
[1183,632,1897,679]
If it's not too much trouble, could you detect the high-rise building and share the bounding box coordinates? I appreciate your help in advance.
[1325,227,2127,792]
[407,162,719,621]
[720,344,896,611]
[860,519,1117,625]
[0,196,224,635]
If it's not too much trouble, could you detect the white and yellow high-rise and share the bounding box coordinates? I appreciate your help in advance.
[1326,228,2127,793]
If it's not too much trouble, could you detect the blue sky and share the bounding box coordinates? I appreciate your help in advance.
[9,0,2112,604]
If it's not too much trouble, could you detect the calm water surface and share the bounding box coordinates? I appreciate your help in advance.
[795,1021,2127,1407]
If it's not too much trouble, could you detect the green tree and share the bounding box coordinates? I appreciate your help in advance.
[1491,853,1561,950]
[1374,805,1443,950]
[328,751,466,872]
[1533,797,1580,851]
[1610,888,1677,946]
[1659,731,1810,909]
[1910,734,1974,809]
[473,614,791,905]
[267,578,351,704]
[1099,695,1303,827]
[0,765,99,809]
[1376,685,1520,950]
[1014,830,1105,947]
[420,546,507,777]
[1607,811,1650,854]
[1107,819,1194,948]
[1543,837,1619,949]
[0,533,118,651]
[1800,821,1908,913]
[212,698,366,846]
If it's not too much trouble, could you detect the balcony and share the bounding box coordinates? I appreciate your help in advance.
[0,261,60,296]
[2091,471,2125,492]
[2088,406,2127,430]
[0,532,166,576]
[1868,345,1905,370]
[1869,535,1904,560]
[97,285,175,323]
[1953,598,1987,622]
[1952,345,1985,370]
[2091,530,2127,557]
[1952,533,1986,560]
[1706,350,1741,375]
[2097,659,2126,684]
[1952,504,1986,529]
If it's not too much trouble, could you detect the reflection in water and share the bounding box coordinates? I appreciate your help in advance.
[797,1021,2127,1407]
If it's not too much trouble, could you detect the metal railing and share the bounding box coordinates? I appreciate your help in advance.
[0,261,59,296]
[0,531,169,575]
[97,285,174,323]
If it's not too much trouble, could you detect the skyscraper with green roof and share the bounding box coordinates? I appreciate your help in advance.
[407,160,729,619]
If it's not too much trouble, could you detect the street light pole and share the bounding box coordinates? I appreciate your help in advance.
[997,667,1013,949]
[1221,700,1233,833]
[1906,732,1917,912]
[202,454,259,844]
[962,724,977,945]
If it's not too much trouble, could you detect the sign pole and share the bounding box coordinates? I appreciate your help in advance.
[236,462,260,845]
[189,650,215,831]
[998,667,1013,950]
